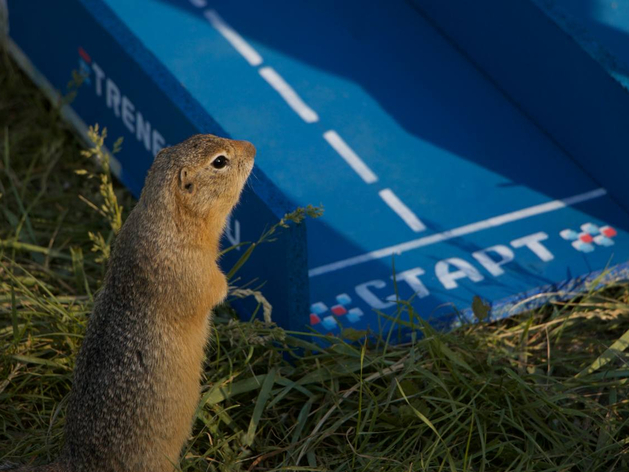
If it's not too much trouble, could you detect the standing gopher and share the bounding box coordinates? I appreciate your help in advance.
[16,134,255,472]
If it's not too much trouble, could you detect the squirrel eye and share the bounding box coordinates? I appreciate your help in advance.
[212,155,228,169]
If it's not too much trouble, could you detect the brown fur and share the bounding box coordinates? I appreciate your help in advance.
[17,134,255,472]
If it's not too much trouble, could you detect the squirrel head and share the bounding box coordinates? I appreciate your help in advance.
[146,134,255,224]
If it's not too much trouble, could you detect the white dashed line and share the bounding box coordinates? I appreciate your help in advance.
[379,189,426,232]
[323,130,378,184]
[203,8,439,238]
[188,0,207,8]
[259,67,319,123]
[308,188,608,277]
[204,10,263,66]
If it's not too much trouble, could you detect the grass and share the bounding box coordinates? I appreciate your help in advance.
[1,48,629,472]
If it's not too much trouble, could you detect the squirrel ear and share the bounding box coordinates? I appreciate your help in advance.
[179,167,195,195]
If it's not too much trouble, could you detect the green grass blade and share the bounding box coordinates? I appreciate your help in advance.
[576,327,629,378]
[242,367,277,447]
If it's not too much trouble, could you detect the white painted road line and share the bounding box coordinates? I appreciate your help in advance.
[204,10,263,67]
[189,0,207,8]
[379,188,426,232]
[323,130,378,184]
[308,188,608,277]
[258,67,319,123]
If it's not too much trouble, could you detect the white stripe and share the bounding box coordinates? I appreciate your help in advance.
[323,130,378,184]
[204,10,263,66]
[258,67,319,123]
[308,188,608,277]
[189,0,207,8]
[379,188,426,232]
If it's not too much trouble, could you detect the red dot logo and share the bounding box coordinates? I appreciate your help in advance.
[579,233,594,244]
[601,226,617,238]
[331,305,347,316]
[309,293,364,330]
[560,222,617,253]
[78,46,91,63]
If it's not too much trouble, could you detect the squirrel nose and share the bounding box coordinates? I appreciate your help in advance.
[234,140,256,160]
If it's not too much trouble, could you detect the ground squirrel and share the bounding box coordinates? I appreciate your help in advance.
[14,134,255,472]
